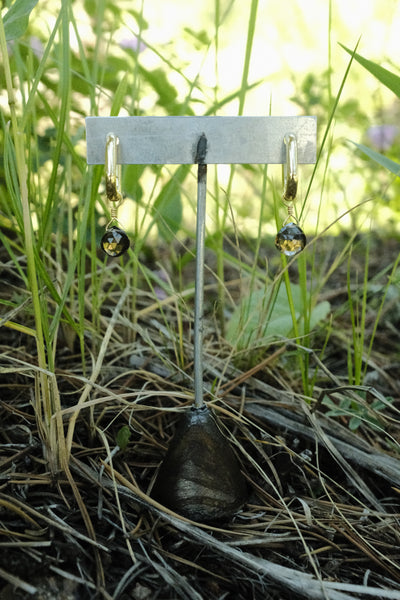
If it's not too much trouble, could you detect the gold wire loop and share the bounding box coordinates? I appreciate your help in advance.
[282,133,298,203]
[110,204,118,220]
[282,204,299,226]
[104,203,123,230]
[105,133,123,204]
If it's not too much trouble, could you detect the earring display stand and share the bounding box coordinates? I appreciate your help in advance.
[86,115,316,165]
[86,115,317,521]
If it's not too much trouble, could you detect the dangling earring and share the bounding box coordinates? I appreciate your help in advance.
[275,133,306,256]
[100,133,130,257]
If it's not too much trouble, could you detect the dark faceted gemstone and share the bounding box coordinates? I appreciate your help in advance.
[151,406,248,522]
[275,222,306,256]
[100,226,130,257]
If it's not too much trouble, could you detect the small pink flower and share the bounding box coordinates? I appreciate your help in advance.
[30,36,44,59]
[120,36,146,54]
[153,268,169,300]
[367,124,398,151]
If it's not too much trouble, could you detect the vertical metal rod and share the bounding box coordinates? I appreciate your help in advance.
[193,133,208,409]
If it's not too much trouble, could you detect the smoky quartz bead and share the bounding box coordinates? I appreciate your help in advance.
[275,222,306,256]
[100,226,130,257]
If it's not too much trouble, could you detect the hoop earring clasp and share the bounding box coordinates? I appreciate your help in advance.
[105,133,123,204]
[282,133,298,203]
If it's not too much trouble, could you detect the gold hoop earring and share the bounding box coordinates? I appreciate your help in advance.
[100,133,130,257]
[275,133,306,256]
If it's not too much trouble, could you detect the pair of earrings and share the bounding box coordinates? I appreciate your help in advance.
[100,132,306,258]
[100,133,131,257]
[275,133,306,256]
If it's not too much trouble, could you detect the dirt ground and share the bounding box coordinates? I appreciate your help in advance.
[0,233,399,599]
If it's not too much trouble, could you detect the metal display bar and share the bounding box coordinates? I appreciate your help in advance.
[86,116,317,165]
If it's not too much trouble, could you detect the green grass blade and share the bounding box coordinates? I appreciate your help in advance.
[348,141,400,176]
[340,43,400,98]
[21,11,62,130]
[238,0,259,115]
[40,1,71,247]
[300,38,361,220]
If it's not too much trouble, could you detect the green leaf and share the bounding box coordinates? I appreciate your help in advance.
[226,283,330,349]
[349,141,400,176]
[184,27,211,48]
[110,72,130,116]
[139,66,178,112]
[152,165,189,241]
[349,415,362,431]
[116,426,131,451]
[340,43,400,98]
[3,0,38,41]
[305,299,331,332]
[123,165,145,204]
